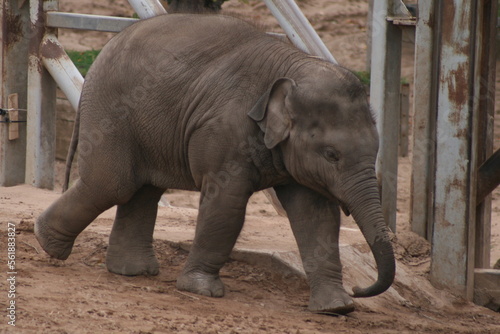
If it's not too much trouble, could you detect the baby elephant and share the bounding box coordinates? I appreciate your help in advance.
[36,14,394,315]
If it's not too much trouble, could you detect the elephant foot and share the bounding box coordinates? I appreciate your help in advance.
[308,285,355,315]
[176,270,225,297]
[106,246,159,276]
[35,215,75,260]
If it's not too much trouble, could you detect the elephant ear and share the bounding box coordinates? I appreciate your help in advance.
[248,78,296,149]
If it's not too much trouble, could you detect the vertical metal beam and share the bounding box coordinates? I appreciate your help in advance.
[474,0,497,269]
[430,0,478,300]
[26,0,57,189]
[370,0,403,233]
[399,82,409,157]
[366,0,374,72]
[410,1,440,240]
[127,0,166,19]
[0,0,30,186]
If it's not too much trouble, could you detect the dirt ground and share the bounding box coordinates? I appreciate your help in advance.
[1,0,500,333]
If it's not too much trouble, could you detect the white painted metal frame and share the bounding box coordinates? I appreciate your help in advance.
[46,12,138,33]
[263,0,336,63]
[40,34,84,111]
[128,0,166,19]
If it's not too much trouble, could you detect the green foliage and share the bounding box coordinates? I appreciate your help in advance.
[66,50,101,77]
[354,71,371,85]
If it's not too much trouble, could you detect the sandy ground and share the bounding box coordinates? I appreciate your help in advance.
[1,0,500,333]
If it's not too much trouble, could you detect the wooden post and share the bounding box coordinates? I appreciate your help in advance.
[26,0,57,189]
[0,0,30,186]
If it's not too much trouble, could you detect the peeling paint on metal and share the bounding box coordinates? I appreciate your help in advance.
[431,0,478,299]
[40,35,66,59]
[5,12,22,48]
[40,35,84,111]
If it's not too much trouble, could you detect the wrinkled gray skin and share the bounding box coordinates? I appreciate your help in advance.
[36,14,395,315]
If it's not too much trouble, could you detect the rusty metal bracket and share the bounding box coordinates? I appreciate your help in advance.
[387,0,416,26]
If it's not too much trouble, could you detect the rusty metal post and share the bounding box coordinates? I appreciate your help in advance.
[410,1,440,240]
[370,0,408,232]
[0,0,30,186]
[399,82,409,157]
[26,0,57,189]
[430,0,479,300]
[474,0,497,270]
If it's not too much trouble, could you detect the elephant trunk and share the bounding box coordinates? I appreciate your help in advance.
[341,170,395,298]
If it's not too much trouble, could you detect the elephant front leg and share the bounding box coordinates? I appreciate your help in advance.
[275,183,355,315]
[176,179,252,297]
[106,185,165,276]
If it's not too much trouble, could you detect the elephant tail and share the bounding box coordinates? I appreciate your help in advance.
[63,106,80,192]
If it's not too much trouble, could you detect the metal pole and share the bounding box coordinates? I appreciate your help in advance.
[410,1,440,240]
[41,34,84,111]
[26,0,57,189]
[474,0,497,270]
[46,12,138,32]
[430,0,479,300]
[0,0,30,186]
[263,0,337,63]
[370,0,403,233]
[127,0,166,19]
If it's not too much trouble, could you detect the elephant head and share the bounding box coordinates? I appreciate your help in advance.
[248,63,395,298]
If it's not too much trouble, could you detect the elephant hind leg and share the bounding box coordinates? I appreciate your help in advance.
[106,185,165,276]
[35,179,127,260]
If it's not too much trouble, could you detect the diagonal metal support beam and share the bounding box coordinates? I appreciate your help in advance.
[40,34,84,111]
[127,0,166,19]
[46,12,138,32]
[263,0,337,63]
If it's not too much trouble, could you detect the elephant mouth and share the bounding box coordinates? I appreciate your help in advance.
[339,201,351,216]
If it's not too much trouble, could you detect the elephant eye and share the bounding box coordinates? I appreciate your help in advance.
[323,147,340,163]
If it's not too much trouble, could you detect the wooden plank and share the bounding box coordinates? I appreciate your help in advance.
[474,269,500,312]
[8,94,19,141]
